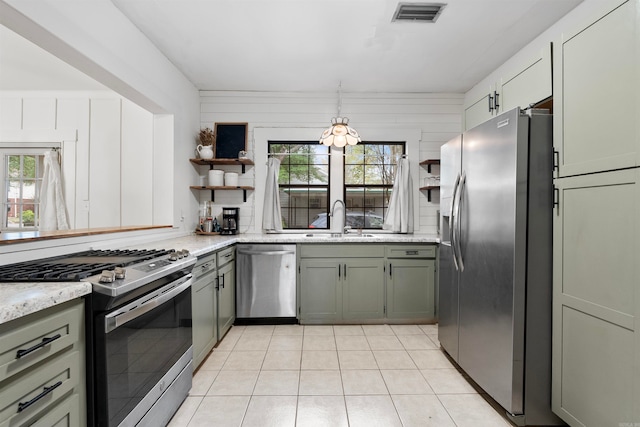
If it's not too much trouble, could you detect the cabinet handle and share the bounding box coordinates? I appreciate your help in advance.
[220,273,225,289]
[405,250,418,256]
[15,334,62,359]
[338,264,341,278]
[215,276,220,291]
[493,90,500,111]
[488,94,494,112]
[17,381,62,413]
[344,264,347,279]
[389,263,393,278]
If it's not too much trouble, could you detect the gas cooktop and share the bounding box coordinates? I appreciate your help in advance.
[0,249,173,282]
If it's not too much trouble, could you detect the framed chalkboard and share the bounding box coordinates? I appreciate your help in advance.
[214,122,248,159]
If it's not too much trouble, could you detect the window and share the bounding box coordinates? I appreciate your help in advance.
[269,142,330,229]
[344,142,405,229]
[1,149,47,230]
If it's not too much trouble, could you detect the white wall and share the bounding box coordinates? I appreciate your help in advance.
[0,0,200,257]
[0,91,156,228]
[200,91,464,235]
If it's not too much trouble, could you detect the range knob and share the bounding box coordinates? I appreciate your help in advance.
[180,249,190,258]
[169,251,179,261]
[99,270,116,283]
[114,267,126,279]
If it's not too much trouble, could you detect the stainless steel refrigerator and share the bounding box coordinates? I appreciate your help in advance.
[439,107,563,426]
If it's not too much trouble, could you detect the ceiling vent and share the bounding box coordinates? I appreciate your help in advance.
[392,2,446,23]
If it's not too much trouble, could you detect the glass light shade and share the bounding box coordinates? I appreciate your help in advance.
[319,117,361,147]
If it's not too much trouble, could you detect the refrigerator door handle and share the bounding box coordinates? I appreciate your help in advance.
[455,172,466,271]
[450,173,461,271]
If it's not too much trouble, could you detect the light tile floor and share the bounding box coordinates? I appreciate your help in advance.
[168,324,512,427]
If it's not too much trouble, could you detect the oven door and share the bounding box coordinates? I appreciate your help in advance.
[93,274,193,427]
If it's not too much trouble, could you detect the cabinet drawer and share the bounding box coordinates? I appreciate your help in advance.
[0,300,83,382]
[385,245,436,259]
[0,350,80,427]
[299,244,384,258]
[194,252,217,277]
[29,393,79,427]
[217,246,235,266]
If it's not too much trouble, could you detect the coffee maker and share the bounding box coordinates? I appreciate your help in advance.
[221,207,239,235]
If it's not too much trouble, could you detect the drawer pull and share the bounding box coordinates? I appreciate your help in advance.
[405,251,419,256]
[15,334,62,359]
[17,381,63,413]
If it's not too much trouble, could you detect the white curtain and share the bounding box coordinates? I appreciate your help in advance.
[263,157,283,232]
[39,150,69,231]
[383,157,414,233]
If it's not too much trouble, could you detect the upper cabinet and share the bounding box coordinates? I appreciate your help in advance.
[553,0,639,177]
[464,43,552,130]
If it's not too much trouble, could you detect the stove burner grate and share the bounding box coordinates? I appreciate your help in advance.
[0,249,172,282]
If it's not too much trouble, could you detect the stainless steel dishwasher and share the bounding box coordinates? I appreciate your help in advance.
[236,244,297,323]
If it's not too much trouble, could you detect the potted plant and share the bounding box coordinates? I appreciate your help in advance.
[197,127,215,159]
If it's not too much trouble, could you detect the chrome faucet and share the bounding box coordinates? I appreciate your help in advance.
[330,199,349,235]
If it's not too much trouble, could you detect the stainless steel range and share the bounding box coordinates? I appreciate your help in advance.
[0,248,196,427]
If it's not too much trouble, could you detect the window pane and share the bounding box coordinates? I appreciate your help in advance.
[2,153,46,231]
[345,165,364,185]
[345,188,365,210]
[23,156,37,179]
[310,164,328,185]
[269,141,330,230]
[342,142,403,229]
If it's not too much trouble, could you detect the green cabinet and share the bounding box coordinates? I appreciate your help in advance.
[299,259,342,322]
[192,253,217,369]
[341,259,385,320]
[386,245,437,320]
[298,243,437,324]
[552,169,639,426]
[299,257,385,322]
[192,245,236,369]
[551,2,640,425]
[217,247,235,339]
[299,245,385,324]
[0,299,85,427]
[553,0,639,178]
[386,258,436,319]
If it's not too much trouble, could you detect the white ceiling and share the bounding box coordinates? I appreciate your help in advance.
[0,0,583,93]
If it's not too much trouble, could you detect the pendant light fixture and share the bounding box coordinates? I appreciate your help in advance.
[319,83,361,147]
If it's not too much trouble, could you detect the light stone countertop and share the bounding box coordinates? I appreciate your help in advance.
[0,282,91,325]
[1,232,439,324]
[146,232,440,257]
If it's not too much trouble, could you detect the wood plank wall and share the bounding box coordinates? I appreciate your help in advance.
[200,91,464,234]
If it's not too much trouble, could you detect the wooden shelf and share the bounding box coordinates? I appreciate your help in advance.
[419,159,440,173]
[189,158,255,173]
[190,185,254,202]
[419,185,440,202]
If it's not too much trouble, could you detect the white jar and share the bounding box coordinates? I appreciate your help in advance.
[208,169,224,187]
[224,172,239,187]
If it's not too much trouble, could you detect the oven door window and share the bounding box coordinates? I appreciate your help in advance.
[97,286,192,427]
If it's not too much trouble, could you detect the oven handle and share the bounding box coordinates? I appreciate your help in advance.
[104,275,193,334]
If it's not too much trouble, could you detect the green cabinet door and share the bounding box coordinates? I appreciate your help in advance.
[552,169,639,426]
[299,259,342,323]
[217,260,235,339]
[192,269,217,368]
[386,259,435,319]
[342,259,385,320]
